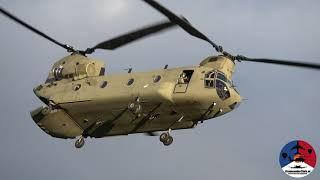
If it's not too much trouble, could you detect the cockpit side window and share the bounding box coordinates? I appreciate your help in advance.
[204,71,215,88]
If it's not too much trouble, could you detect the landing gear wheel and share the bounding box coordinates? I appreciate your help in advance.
[159,132,169,143]
[163,136,173,146]
[75,136,85,148]
[159,132,173,146]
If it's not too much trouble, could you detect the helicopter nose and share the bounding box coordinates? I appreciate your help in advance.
[228,89,242,110]
[33,85,50,105]
[229,101,241,110]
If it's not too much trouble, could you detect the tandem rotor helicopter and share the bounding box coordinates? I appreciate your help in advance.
[1,0,320,148]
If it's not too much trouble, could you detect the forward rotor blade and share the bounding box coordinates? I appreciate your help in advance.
[87,20,177,53]
[240,57,320,70]
[142,0,221,51]
[0,6,74,52]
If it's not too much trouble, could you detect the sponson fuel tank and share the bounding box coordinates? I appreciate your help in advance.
[30,107,83,139]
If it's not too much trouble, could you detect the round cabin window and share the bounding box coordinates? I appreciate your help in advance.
[153,75,161,83]
[127,78,134,86]
[73,84,81,91]
[100,81,108,88]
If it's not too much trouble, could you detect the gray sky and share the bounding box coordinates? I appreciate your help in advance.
[0,0,319,179]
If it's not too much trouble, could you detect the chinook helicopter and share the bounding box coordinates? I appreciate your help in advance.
[1,0,320,148]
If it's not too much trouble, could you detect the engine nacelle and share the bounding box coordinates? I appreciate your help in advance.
[46,53,106,83]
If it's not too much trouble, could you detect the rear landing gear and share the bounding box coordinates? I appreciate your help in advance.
[159,132,173,146]
[75,136,85,148]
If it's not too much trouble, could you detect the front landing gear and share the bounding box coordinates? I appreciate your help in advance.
[159,132,173,146]
[75,136,85,148]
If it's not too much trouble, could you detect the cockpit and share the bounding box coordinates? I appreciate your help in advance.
[204,71,233,100]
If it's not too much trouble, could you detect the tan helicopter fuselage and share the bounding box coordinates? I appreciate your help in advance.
[31,54,242,139]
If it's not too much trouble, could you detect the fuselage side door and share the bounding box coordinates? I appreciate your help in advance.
[174,70,194,93]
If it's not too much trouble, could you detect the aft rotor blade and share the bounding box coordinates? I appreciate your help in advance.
[142,0,222,52]
[0,6,75,52]
[87,20,177,53]
[240,57,320,70]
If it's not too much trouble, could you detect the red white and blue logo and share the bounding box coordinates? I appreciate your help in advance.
[279,140,317,178]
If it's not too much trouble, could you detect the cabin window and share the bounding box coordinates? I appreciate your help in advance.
[127,78,134,86]
[100,81,108,88]
[153,75,161,83]
[73,84,81,91]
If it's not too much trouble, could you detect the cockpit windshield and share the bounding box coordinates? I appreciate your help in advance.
[204,71,232,100]
[217,72,233,86]
[216,79,230,100]
[204,71,232,88]
[217,73,227,82]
